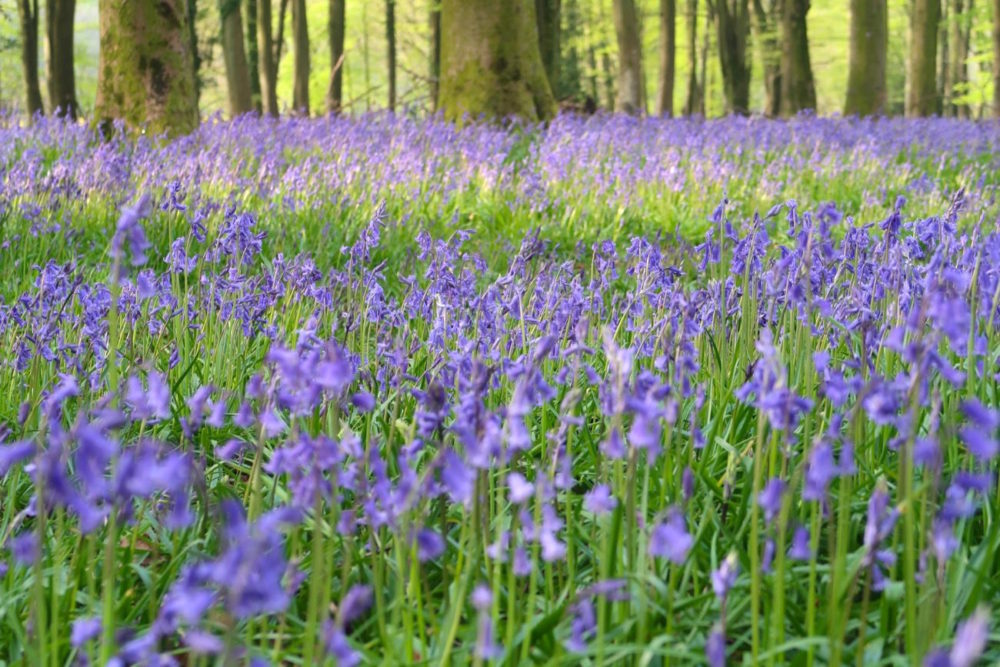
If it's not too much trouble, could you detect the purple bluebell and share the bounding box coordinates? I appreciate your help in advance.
[649,507,692,564]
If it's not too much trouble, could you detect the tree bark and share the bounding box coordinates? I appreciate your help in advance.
[386,0,396,111]
[221,0,254,116]
[291,0,309,114]
[430,0,441,110]
[947,0,971,117]
[684,0,702,115]
[751,0,780,116]
[328,0,346,113]
[710,0,751,114]
[845,0,887,115]
[779,0,815,114]
[246,0,262,112]
[257,0,278,115]
[994,0,1000,116]
[656,0,675,115]
[439,0,556,121]
[186,0,201,104]
[96,0,199,136]
[17,0,44,116]
[907,0,941,116]
[536,0,561,95]
[46,0,78,118]
[613,0,644,113]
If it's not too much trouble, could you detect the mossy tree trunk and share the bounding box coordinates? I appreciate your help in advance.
[46,0,78,118]
[96,0,199,136]
[291,0,309,114]
[907,0,941,116]
[751,0,780,116]
[844,0,887,115]
[779,0,815,114]
[536,0,561,95]
[246,0,262,112]
[327,0,346,113]
[439,0,556,122]
[710,0,751,115]
[613,0,644,113]
[17,0,44,116]
[656,0,675,116]
[257,0,278,115]
[221,0,253,116]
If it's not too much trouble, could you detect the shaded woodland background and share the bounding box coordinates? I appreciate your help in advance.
[2,0,1000,133]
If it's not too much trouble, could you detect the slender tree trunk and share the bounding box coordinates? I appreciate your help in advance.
[186,0,201,104]
[536,0,561,95]
[584,2,601,105]
[386,0,396,111]
[439,0,556,121]
[779,0,815,114]
[257,0,278,115]
[246,0,262,112]
[710,0,751,114]
[17,0,44,116]
[699,0,711,112]
[948,0,971,117]
[274,0,288,67]
[221,0,253,116]
[291,0,309,114]
[684,0,702,115]
[938,0,949,110]
[656,0,676,115]
[46,0,78,118]
[993,0,1000,116]
[328,0,346,113]
[430,1,441,110]
[907,0,941,116]
[613,0,644,113]
[599,0,616,107]
[96,0,199,136]
[751,0,780,116]
[845,0,886,115]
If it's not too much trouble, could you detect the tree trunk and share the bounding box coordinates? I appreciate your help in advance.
[947,0,971,117]
[613,0,644,113]
[684,0,702,115]
[438,0,556,121]
[46,0,78,118]
[246,0,262,112]
[907,0,941,116]
[186,0,201,104]
[430,1,441,110]
[17,0,44,116]
[291,0,309,114]
[96,0,199,136]
[221,0,253,116]
[257,0,278,115]
[845,0,887,115]
[656,0,676,115]
[779,0,815,114]
[994,0,1000,116]
[536,0,561,95]
[387,0,396,111]
[328,0,346,113]
[710,0,751,114]
[751,0,780,116]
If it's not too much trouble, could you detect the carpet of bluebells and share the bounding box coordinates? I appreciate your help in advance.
[1,112,999,666]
